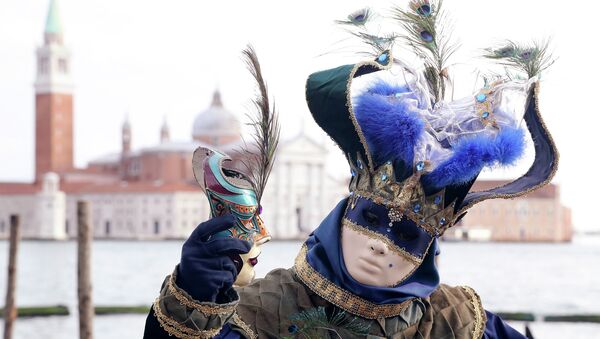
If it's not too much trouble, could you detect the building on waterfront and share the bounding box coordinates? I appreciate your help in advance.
[0,0,346,240]
[0,0,572,242]
[444,181,573,242]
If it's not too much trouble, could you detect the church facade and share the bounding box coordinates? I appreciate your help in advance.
[0,0,346,240]
[0,0,572,242]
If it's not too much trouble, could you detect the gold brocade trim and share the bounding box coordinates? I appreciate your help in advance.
[457,82,560,216]
[167,272,236,316]
[461,286,486,339]
[342,218,422,265]
[231,313,257,339]
[153,299,222,339]
[352,189,454,237]
[292,244,412,320]
[345,51,394,171]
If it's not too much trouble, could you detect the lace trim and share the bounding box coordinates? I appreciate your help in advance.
[230,313,257,339]
[168,269,237,316]
[342,218,425,266]
[461,286,486,339]
[153,299,222,339]
[293,244,412,320]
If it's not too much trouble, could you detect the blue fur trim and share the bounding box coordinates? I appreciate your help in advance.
[423,127,526,189]
[354,82,425,166]
[364,81,412,96]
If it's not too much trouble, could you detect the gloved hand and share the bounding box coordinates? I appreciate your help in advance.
[176,215,251,303]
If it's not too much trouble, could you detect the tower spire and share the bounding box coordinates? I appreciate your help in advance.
[211,89,223,107]
[160,116,170,143]
[44,0,63,44]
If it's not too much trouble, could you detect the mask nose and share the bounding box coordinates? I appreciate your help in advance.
[367,238,389,256]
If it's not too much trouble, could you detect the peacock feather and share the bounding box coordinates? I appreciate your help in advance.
[238,45,281,205]
[282,306,371,339]
[391,0,459,103]
[483,40,555,79]
[334,8,397,55]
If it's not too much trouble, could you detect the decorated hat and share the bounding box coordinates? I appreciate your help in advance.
[306,1,558,238]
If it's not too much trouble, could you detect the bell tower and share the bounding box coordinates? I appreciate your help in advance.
[34,0,74,181]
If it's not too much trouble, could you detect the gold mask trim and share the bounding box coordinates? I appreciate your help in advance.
[293,244,413,319]
[342,218,423,266]
[349,155,456,236]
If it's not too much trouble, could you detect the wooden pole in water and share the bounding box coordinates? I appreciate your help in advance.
[3,215,20,339]
[77,201,94,339]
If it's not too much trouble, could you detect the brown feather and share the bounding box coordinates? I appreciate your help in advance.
[239,45,280,204]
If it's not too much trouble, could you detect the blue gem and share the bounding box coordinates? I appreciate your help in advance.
[481,111,490,119]
[381,174,388,181]
[351,169,356,177]
[288,325,299,333]
[416,161,425,171]
[434,195,442,205]
[386,160,392,165]
[377,52,389,65]
[420,30,433,42]
[357,159,363,169]
[476,93,487,102]
[413,204,421,213]
[387,228,391,233]
[439,218,446,226]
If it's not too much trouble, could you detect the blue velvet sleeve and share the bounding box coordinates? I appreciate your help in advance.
[213,324,243,339]
[483,310,528,339]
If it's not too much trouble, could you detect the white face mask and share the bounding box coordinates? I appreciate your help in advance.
[233,242,263,287]
[341,222,418,287]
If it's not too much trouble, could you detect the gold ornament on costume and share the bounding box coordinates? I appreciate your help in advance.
[349,154,456,236]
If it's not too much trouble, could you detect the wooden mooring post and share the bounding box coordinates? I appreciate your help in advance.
[77,201,94,339]
[3,215,20,339]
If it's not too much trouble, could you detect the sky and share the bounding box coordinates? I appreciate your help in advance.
[0,0,598,231]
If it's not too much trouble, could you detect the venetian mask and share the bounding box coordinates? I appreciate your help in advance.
[341,196,434,287]
[192,147,271,287]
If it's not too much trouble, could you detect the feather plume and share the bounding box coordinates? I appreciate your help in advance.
[391,0,459,103]
[483,40,555,79]
[282,306,371,339]
[334,8,397,56]
[239,45,280,205]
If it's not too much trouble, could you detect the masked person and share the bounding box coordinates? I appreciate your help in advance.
[144,2,557,338]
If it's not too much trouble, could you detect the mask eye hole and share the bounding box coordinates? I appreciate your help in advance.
[362,209,380,225]
[394,227,419,241]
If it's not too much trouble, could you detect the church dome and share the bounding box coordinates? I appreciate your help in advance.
[192,90,241,145]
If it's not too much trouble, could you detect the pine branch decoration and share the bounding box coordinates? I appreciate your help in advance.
[391,0,459,103]
[483,40,555,79]
[239,45,281,204]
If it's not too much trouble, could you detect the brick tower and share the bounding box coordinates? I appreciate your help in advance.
[34,0,74,182]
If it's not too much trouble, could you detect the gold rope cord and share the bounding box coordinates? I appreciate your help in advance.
[153,298,222,339]
[293,244,412,320]
[461,286,486,339]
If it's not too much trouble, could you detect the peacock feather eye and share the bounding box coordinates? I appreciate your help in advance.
[417,4,432,16]
[519,50,533,60]
[497,46,516,58]
[349,8,370,25]
[420,30,433,43]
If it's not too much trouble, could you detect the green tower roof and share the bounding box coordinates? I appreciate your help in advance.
[45,0,62,35]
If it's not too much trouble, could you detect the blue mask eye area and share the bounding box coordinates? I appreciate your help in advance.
[345,196,434,259]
